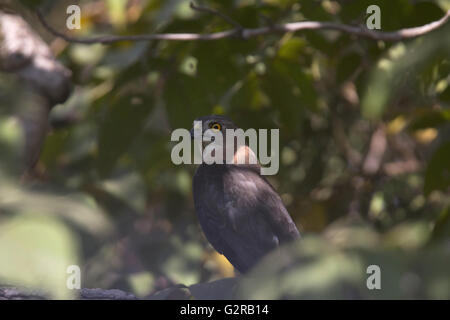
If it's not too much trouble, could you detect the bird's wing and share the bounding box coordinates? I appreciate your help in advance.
[223,165,300,243]
[193,164,299,273]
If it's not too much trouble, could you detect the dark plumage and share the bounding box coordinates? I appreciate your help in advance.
[191,115,300,273]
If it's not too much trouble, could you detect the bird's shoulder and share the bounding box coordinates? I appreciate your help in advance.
[193,164,300,242]
[193,164,281,270]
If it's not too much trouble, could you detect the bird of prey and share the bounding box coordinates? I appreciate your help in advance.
[190,115,300,274]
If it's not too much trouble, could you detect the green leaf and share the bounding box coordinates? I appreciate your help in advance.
[409,110,450,131]
[0,214,79,299]
[97,94,154,177]
[238,234,450,299]
[0,177,112,236]
[424,141,450,195]
[362,25,450,119]
[0,116,25,177]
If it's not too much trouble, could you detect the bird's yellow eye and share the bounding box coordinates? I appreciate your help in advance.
[210,122,221,131]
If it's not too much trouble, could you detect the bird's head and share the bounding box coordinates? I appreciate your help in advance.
[190,114,258,166]
[190,114,238,145]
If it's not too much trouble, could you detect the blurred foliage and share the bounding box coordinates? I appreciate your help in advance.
[0,0,449,299]
[238,231,450,299]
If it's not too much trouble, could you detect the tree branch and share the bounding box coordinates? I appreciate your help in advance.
[0,286,137,300]
[80,288,137,300]
[0,277,238,300]
[0,11,72,104]
[0,10,72,175]
[35,5,450,45]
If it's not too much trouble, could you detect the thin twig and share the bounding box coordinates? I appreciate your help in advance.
[36,6,450,45]
[189,2,242,30]
[36,10,235,43]
[258,12,276,30]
